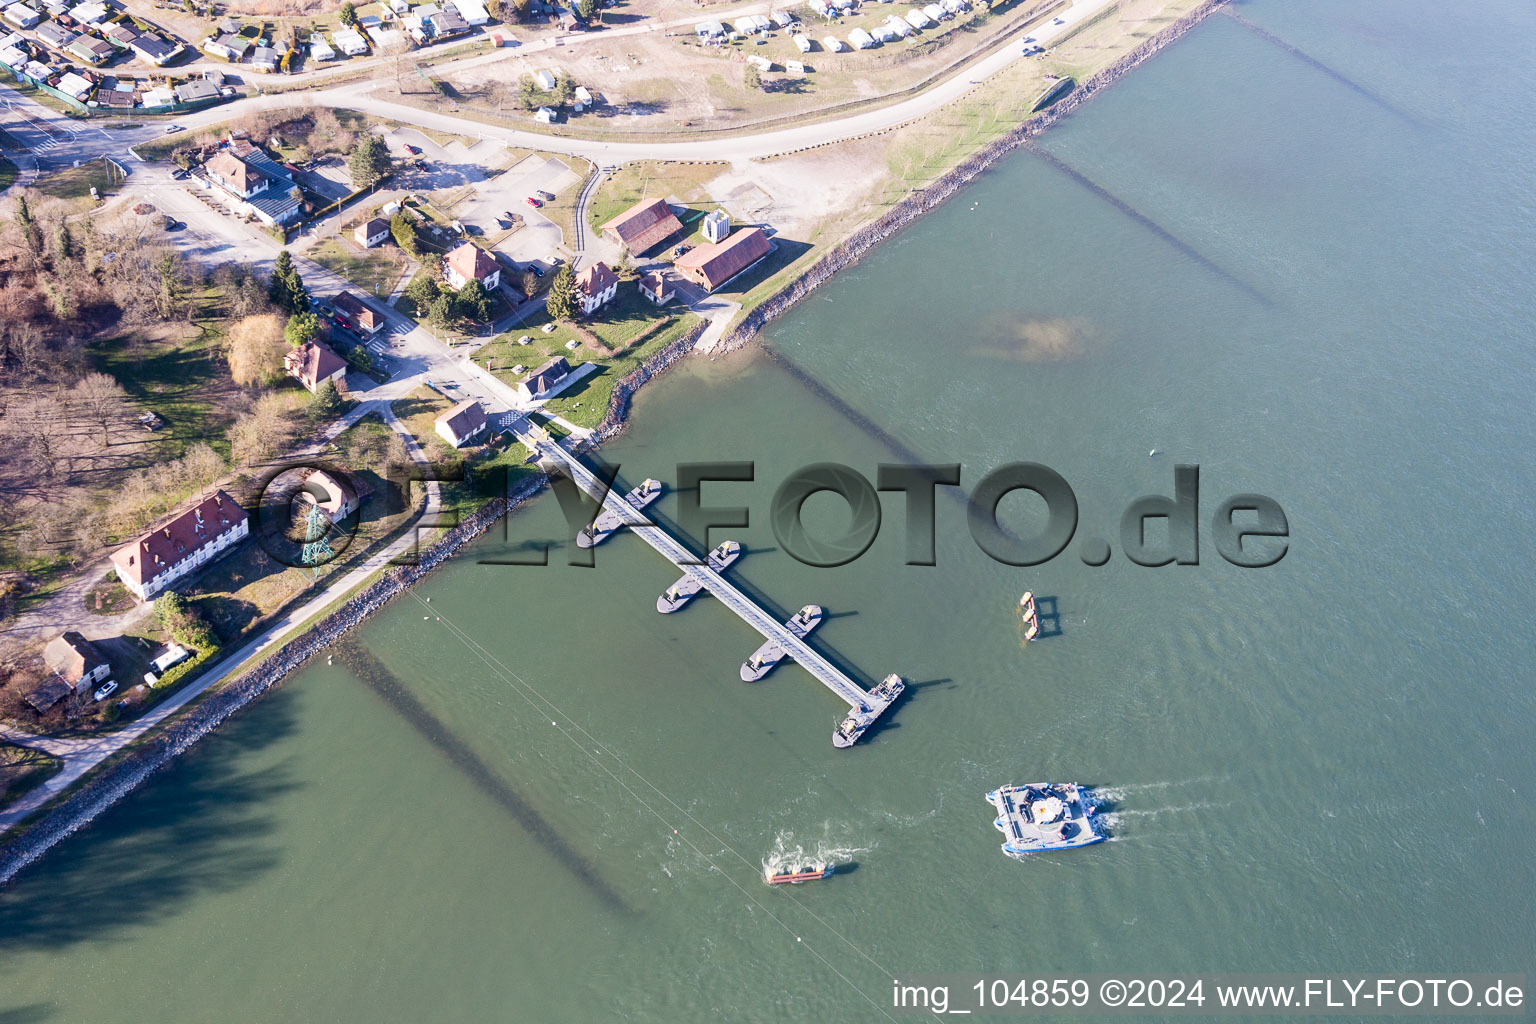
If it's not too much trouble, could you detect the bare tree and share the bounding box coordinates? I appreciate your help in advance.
[3,395,71,477]
[71,372,129,449]
[226,313,288,388]
[230,393,296,467]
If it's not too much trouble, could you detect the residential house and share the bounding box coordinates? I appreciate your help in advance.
[0,43,25,69]
[693,19,724,38]
[448,0,487,27]
[532,106,555,124]
[217,16,240,33]
[673,226,772,292]
[203,147,303,225]
[638,269,674,306]
[785,59,807,74]
[2,4,41,29]
[434,399,488,448]
[332,291,384,335]
[103,21,137,45]
[206,33,251,60]
[296,467,371,520]
[68,35,115,64]
[133,35,179,64]
[55,70,93,99]
[68,0,105,22]
[426,8,468,38]
[141,83,174,107]
[574,260,618,316]
[35,20,73,47]
[251,44,278,71]
[111,490,250,601]
[443,241,500,292]
[332,27,366,54]
[95,85,133,108]
[573,84,592,105]
[173,78,218,103]
[308,34,334,60]
[772,10,795,27]
[805,0,831,18]
[923,2,945,20]
[43,632,110,693]
[517,356,571,401]
[284,340,347,392]
[600,197,683,255]
[355,216,389,248]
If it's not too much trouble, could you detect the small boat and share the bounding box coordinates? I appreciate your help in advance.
[764,862,833,885]
[577,478,663,549]
[741,604,824,681]
[658,540,742,613]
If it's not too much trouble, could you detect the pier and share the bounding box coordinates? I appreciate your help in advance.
[516,422,896,735]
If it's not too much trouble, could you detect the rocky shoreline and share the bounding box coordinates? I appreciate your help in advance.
[0,0,1225,886]
[711,0,1229,354]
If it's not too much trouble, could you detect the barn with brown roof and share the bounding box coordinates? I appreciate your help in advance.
[43,632,111,694]
[673,227,772,292]
[332,291,385,335]
[600,198,683,255]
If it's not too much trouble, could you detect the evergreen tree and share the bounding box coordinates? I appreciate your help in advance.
[426,293,456,331]
[309,379,344,418]
[576,0,597,21]
[544,263,576,321]
[348,134,392,189]
[405,273,440,311]
[347,346,373,372]
[389,211,418,254]
[268,250,307,314]
[339,1,357,26]
[455,279,492,322]
[517,74,538,111]
[285,310,322,346]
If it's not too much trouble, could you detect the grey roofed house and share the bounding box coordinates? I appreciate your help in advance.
[218,16,239,32]
[97,86,133,107]
[434,399,488,447]
[174,78,218,103]
[519,356,571,399]
[252,44,277,69]
[215,33,251,57]
[24,676,72,713]
[35,20,74,47]
[131,35,178,63]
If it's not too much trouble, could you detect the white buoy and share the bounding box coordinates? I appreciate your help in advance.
[1149,449,1157,457]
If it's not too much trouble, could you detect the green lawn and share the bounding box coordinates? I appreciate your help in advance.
[587,162,725,234]
[91,321,244,463]
[307,235,412,298]
[34,158,124,202]
[0,155,17,193]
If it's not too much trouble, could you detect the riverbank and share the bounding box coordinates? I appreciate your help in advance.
[708,0,1229,354]
[0,0,1224,887]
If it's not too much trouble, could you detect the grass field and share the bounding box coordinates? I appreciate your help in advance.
[34,158,124,203]
[587,162,726,234]
[308,235,412,297]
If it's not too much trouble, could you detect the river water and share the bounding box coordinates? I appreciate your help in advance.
[5,1,1535,1019]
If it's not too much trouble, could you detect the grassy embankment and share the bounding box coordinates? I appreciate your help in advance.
[0,744,62,812]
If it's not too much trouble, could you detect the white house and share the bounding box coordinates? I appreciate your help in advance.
[846,26,874,48]
[449,0,488,25]
[517,356,571,401]
[68,0,105,21]
[533,68,556,90]
[806,0,831,17]
[2,4,41,29]
[639,270,674,306]
[574,260,618,316]
[746,54,774,72]
[435,399,489,448]
[885,14,912,35]
[309,35,335,60]
[111,491,250,601]
[332,27,367,55]
[43,632,111,694]
[574,84,592,104]
[732,15,757,34]
[55,71,93,100]
[443,241,501,292]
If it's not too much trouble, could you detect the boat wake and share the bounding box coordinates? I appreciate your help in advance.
[761,828,871,875]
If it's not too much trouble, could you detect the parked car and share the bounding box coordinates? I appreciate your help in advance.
[524,196,542,208]
[93,680,118,702]
[171,167,189,179]
[163,124,184,135]
[529,264,544,278]
[538,190,554,201]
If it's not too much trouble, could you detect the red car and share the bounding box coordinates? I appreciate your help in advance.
[524,196,542,208]
[405,144,421,155]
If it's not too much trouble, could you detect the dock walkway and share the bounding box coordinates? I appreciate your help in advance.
[516,421,875,712]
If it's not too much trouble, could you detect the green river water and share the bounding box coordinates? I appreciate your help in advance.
[4,0,1535,1019]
